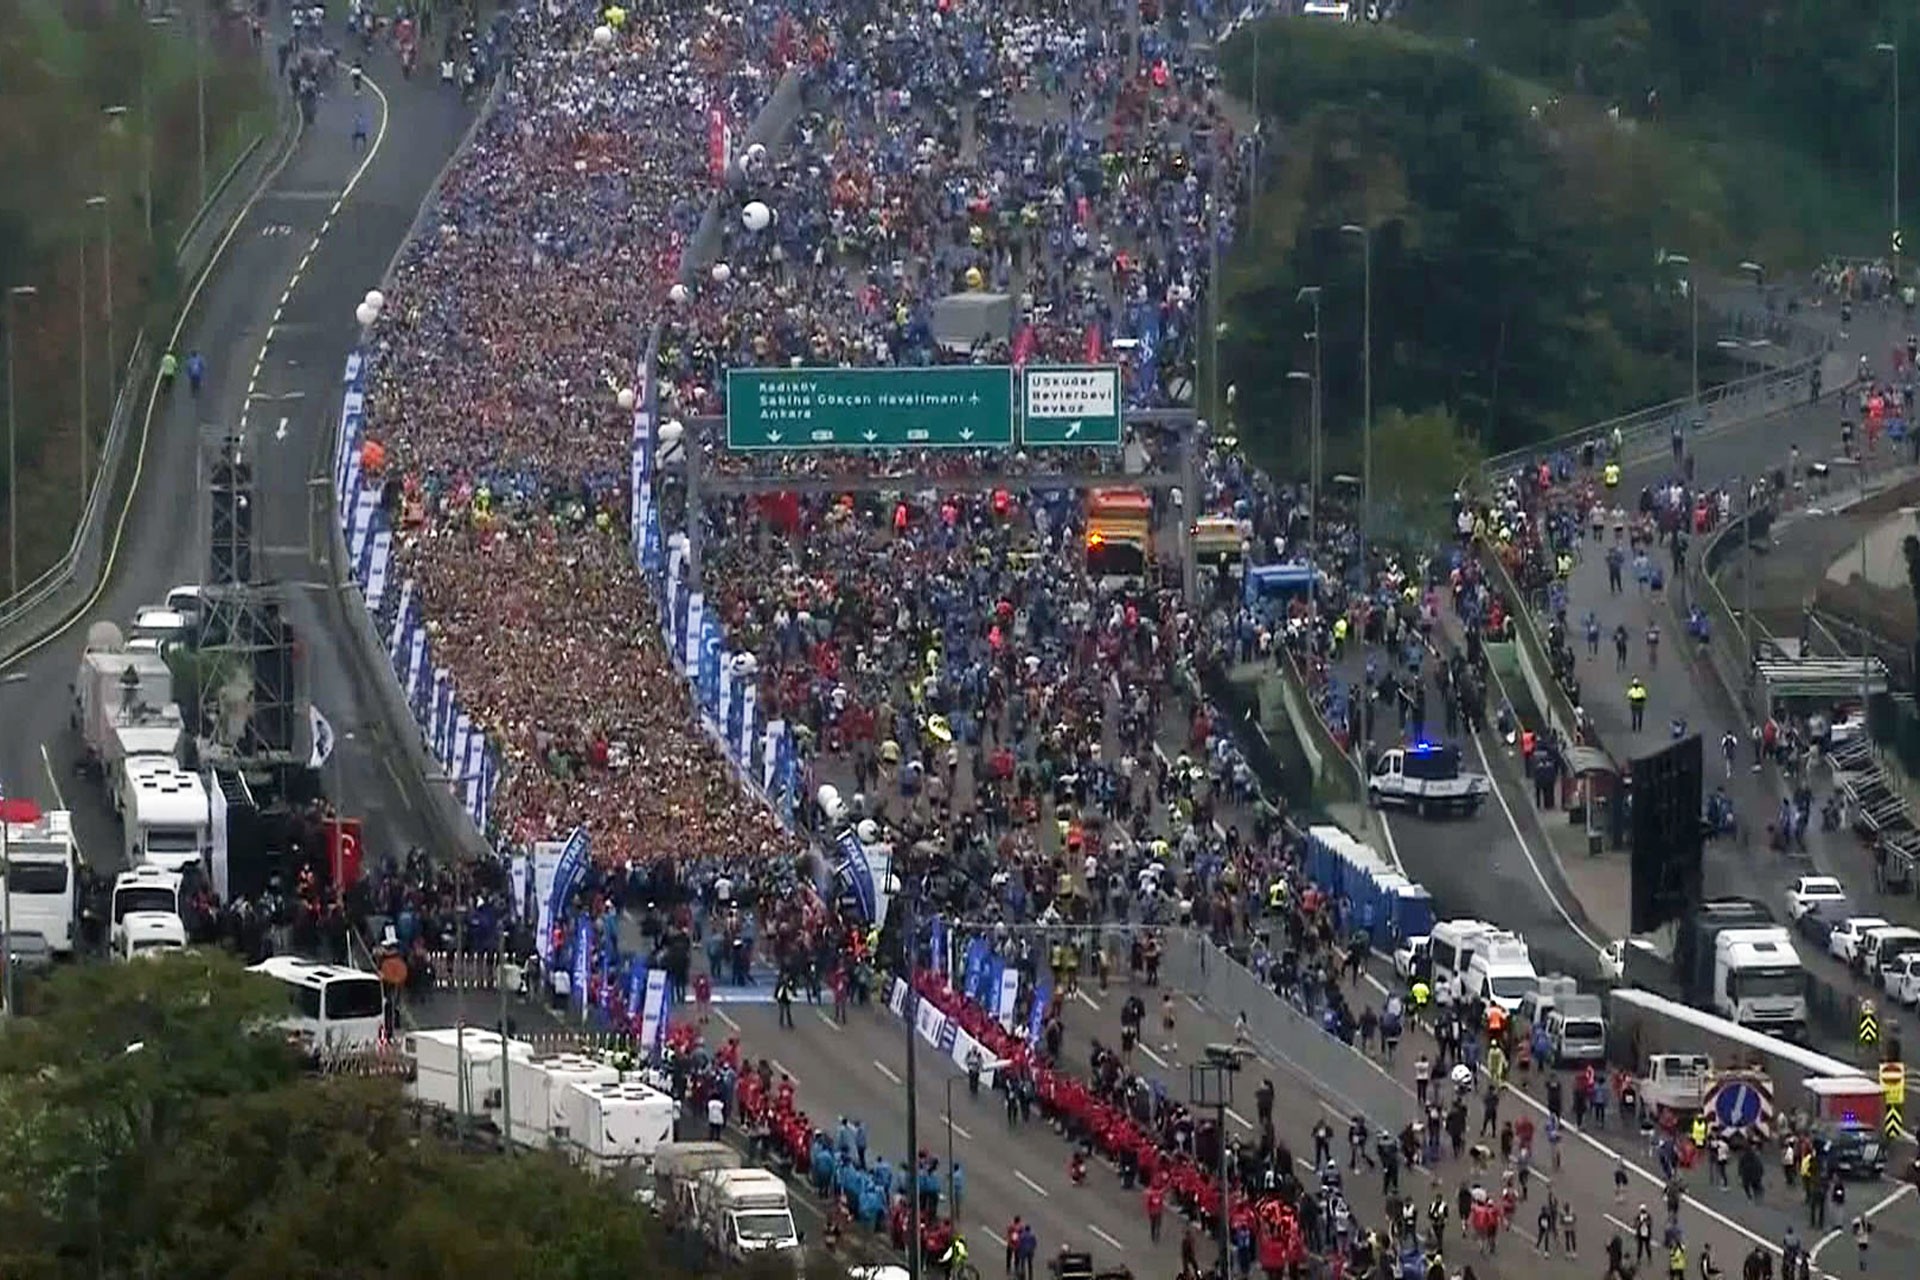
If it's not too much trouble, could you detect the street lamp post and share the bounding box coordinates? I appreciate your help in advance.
[83,196,109,496]
[1339,225,1373,579]
[192,5,208,207]
[1296,285,1323,546]
[6,285,39,600]
[100,108,126,379]
[1664,252,1699,409]
[1879,42,1901,283]
[1189,1047,1242,1280]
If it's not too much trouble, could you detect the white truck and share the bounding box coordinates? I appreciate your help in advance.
[1712,926,1808,1036]
[118,757,212,873]
[1367,743,1490,817]
[653,1141,802,1264]
[72,624,185,810]
[109,866,185,954]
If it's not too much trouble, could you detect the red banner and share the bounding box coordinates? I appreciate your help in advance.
[1083,322,1103,364]
[1010,324,1037,369]
[708,106,731,181]
[325,817,365,887]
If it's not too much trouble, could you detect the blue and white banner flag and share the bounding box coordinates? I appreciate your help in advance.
[640,967,671,1052]
[684,592,704,678]
[572,916,592,1018]
[363,527,394,610]
[1029,976,1052,1044]
[543,826,590,962]
[835,827,877,922]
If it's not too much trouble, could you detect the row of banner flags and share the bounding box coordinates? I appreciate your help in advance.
[512,830,670,1045]
[334,350,499,834]
[627,325,803,821]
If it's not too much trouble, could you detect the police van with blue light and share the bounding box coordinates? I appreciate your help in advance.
[1365,742,1490,818]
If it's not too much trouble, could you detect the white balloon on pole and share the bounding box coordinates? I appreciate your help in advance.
[747,142,767,165]
[711,262,732,284]
[355,303,377,327]
[364,290,385,310]
[592,24,614,48]
[667,282,689,305]
[617,387,637,411]
[659,419,684,445]
[741,201,772,232]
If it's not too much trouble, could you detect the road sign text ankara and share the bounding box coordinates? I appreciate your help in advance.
[1022,365,1123,446]
[726,366,1015,451]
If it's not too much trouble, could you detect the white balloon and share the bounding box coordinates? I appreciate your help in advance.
[592,24,614,48]
[741,201,772,232]
[747,142,767,163]
[364,290,385,310]
[617,387,637,411]
[658,419,684,444]
[354,303,377,327]
[711,262,732,284]
[667,282,689,305]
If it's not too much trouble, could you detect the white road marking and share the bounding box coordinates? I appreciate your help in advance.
[1014,1170,1051,1198]
[941,1112,972,1141]
[769,1059,801,1086]
[711,1007,741,1032]
[982,1228,1007,1248]
[1468,727,1605,951]
[1810,1181,1914,1261]
[1074,988,1102,1011]
[872,1059,903,1086]
[1363,972,1390,996]
[38,742,68,812]
[1138,1043,1170,1068]
[813,1008,842,1031]
[276,417,289,442]
[1184,994,1205,1012]
[1225,1107,1254,1130]
[1089,1225,1124,1250]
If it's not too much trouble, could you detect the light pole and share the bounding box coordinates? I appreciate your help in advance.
[1339,224,1373,579]
[1287,369,1316,538]
[1664,252,1699,409]
[1297,285,1323,546]
[1189,1046,1242,1280]
[100,109,126,380]
[191,5,208,207]
[81,195,111,497]
[6,285,39,600]
[1879,42,1900,284]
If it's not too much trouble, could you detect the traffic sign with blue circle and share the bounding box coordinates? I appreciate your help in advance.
[1708,1080,1766,1129]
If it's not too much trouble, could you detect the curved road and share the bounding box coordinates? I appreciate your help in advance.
[0,43,476,883]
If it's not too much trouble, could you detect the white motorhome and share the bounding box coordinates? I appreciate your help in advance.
[501,1053,621,1150]
[3,809,80,955]
[406,1027,535,1124]
[118,758,211,872]
[1427,919,1509,1004]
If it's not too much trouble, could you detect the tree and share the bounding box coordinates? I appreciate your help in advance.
[0,955,807,1280]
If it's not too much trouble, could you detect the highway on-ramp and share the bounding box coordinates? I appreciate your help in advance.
[0,51,477,882]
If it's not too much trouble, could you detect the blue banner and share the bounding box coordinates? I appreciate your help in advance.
[571,916,591,1013]
[930,918,949,975]
[835,827,878,922]
[1029,976,1052,1045]
[544,826,590,950]
[627,958,648,1022]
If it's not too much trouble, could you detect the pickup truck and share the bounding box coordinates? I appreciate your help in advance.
[1366,744,1490,818]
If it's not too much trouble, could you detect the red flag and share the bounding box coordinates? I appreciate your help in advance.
[0,798,42,826]
[708,107,731,181]
[325,817,365,887]
[1084,323,1103,363]
[1011,324,1038,369]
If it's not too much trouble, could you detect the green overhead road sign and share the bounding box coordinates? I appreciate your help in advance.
[725,366,1015,451]
[1022,365,1123,446]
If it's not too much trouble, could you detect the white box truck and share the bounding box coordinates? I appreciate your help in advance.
[1712,926,1808,1036]
[406,1027,535,1126]
[557,1078,678,1173]
[499,1052,620,1150]
[653,1142,802,1263]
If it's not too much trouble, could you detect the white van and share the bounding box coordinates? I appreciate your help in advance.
[1428,920,1503,1004]
[116,911,188,961]
[1467,936,1540,1013]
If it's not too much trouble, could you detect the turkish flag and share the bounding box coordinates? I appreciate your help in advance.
[325,817,365,887]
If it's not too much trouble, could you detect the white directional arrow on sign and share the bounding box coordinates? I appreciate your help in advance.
[765,430,783,443]
[1064,420,1083,438]
[862,429,878,442]
[959,427,976,441]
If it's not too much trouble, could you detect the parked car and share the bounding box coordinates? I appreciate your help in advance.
[1881,951,1920,1006]
[1796,899,1852,949]
[1786,876,1847,922]
[1830,917,1892,966]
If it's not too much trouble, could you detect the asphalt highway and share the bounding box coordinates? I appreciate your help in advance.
[0,45,476,880]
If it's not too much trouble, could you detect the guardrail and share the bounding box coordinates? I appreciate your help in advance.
[1271,646,1362,806]
[0,89,300,654]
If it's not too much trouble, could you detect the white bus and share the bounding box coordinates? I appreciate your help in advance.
[5,809,80,956]
[247,957,387,1054]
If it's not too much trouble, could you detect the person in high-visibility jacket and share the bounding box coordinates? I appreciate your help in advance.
[159,350,179,390]
[1627,676,1649,732]
[1604,460,1622,488]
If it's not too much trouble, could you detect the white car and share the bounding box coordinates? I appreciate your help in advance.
[1394,936,1430,981]
[1597,940,1625,982]
[1785,876,1847,922]
[1830,917,1892,965]
[1883,952,1920,1006]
